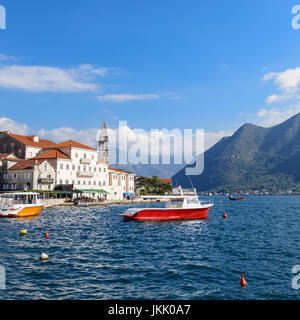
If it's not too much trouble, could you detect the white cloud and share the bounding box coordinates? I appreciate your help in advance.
[264,94,292,104]
[0,64,111,93]
[0,117,231,165]
[97,94,159,103]
[263,68,300,93]
[204,130,233,150]
[38,127,99,147]
[0,117,29,135]
[256,103,300,127]
[0,54,19,62]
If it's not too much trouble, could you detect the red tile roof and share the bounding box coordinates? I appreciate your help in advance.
[31,150,70,160]
[109,167,134,174]
[55,140,97,151]
[146,177,172,183]
[0,153,15,160]
[159,178,172,184]
[5,132,56,148]
[8,159,44,171]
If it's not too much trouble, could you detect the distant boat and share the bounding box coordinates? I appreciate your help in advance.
[229,196,245,201]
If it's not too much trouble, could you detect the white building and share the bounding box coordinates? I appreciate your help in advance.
[0,121,135,200]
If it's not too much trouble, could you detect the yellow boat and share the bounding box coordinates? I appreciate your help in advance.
[0,193,44,218]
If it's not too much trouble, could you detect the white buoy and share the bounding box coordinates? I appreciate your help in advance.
[39,252,49,261]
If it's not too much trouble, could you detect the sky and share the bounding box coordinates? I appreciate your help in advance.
[1,0,300,152]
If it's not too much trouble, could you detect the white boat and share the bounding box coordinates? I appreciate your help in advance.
[0,193,44,218]
[119,187,213,221]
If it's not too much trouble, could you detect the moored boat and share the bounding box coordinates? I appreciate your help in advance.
[229,196,245,201]
[119,195,213,221]
[0,193,44,218]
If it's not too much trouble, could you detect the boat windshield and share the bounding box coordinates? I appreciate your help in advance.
[0,194,38,205]
[166,199,184,208]
[186,197,200,205]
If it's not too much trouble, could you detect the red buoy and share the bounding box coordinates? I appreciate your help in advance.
[223,212,228,219]
[240,275,247,288]
[45,232,49,238]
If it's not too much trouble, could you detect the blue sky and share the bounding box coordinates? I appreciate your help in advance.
[1,0,300,148]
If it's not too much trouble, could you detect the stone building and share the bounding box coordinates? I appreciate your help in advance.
[0,122,135,200]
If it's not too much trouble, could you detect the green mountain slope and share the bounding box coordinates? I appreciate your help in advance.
[172,113,300,193]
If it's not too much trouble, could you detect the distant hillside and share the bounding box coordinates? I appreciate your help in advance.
[110,162,185,179]
[172,113,300,193]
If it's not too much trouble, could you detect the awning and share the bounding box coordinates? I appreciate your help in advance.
[123,192,135,195]
[75,189,110,195]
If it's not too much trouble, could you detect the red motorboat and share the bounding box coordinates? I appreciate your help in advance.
[119,195,213,221]
[229,196,245,201]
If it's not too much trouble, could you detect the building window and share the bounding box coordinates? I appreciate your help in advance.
[18,148,22,155]
[72,165,75,170]
[84,153,87,159]
[92,155,94,160]
[78,166,81,171]
[103,181,105,186]
[44,163,48,171]
[60,164,63,170]
[13,173,17,179]
[104,168,106,173]
[78,181,81,185]
[89,167,91,172]
[99,168,101,172]
[88,181,91,185]
[75,153,78,158]
[94,167,96,172]
[83,181,86,185]
[47,174,51,179]
[4,173,8,179]
[59,180,63,185]
[11,143,14,148]
[66,180,69,184]
[83,166,86,172]
[98,181,101,186]
[3,184,8,189]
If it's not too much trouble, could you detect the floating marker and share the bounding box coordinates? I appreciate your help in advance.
[223,212,228,219]
[20,230,27,235]
[240,275,247,288]
[45,232,49,238]
[40,252,49,261]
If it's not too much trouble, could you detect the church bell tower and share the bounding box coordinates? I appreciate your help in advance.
[98,120,109,163]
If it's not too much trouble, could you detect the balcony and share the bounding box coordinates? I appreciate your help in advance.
[38,178,54,185]
[77,171,94,178]
[80,158,91,165]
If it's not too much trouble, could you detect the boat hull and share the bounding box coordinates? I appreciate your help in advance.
[229,197,245,201]
[121,206,212,221]
[0,205,44,218]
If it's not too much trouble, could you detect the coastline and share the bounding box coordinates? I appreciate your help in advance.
[43,199,161,208]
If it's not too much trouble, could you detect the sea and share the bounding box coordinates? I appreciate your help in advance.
[0,196,299,300]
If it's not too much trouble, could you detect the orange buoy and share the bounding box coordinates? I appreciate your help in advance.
[45,232,49,238]
[223,212,228,219]
[240,275,247,288]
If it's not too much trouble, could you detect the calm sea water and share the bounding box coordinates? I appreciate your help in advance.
[0,196,300,300]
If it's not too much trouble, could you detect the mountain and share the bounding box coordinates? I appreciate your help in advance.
[110,162,185,179]
[172,113,300,193]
